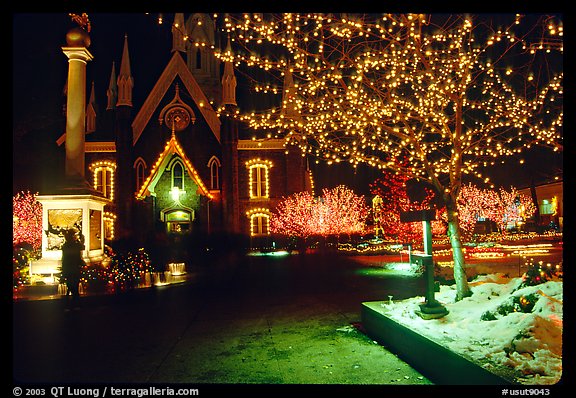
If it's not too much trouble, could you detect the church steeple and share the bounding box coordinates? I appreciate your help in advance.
[221,36,237,107]
[172,13,186,53]
[114,34,135,240]
[185,13,221,104]
[86,81,97,133]
[106,61,117,110]
[116,34,133,107]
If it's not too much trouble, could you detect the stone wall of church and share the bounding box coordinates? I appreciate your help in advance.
[237,148,308,240]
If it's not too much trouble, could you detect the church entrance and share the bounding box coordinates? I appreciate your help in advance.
[163,208,194,234]
[167,220,190,234]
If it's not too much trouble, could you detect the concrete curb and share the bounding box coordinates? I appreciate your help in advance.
[361,301,519,385]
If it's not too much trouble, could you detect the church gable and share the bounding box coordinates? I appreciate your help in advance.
[153,155,202,218]
[136,133,212,200]
[131,51,221,145]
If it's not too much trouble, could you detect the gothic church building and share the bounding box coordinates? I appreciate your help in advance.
[57,13,312,247]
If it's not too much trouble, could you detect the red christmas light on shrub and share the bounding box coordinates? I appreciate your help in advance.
[12,191,43,252]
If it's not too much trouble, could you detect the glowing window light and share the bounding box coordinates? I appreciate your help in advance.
[246,159,273,199]
[170,186,185,203]
[103,211,116,240]
[540,197,557,215]
[246,208,271,236]
[89,160,116,200]
[171,160,185,190]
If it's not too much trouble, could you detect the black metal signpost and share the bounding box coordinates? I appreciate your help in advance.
[400,209,449,320]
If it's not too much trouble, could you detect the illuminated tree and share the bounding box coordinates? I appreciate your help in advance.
[318,185,370,236]
[270,185,369,239]
[457,183,500,238]
[495,186,537,233]
[13,191,43,253]
[457,183,537,237]
[204,13,562,300]
[269,190,316,239]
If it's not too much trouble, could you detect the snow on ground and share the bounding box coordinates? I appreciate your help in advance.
[380,273,563,385]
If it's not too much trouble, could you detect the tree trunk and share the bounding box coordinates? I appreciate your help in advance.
[530,178,541,231]
[445,199,472,301]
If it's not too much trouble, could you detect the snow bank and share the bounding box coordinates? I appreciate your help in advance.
[381,274,563,385]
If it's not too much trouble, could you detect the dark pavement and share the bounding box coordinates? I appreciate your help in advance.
[12,252,434,389]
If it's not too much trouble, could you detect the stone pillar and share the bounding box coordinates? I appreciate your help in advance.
[62,27,93,184]
[28,25,108,280]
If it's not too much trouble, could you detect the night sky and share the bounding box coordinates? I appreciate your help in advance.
[12,12,563,197]
[13,13,180,193]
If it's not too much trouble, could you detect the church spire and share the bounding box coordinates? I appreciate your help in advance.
[106,61,117,110]
[116,34,133,107]
[221,35,237,107]
[86,80,97,133]
[172,13,186,53]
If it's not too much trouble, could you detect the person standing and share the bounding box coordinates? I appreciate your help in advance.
[61,229,85,309]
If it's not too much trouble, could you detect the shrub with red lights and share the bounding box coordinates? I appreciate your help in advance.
[13,191,43,287]
[12,191,43,253]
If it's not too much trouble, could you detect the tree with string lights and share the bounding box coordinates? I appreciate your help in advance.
[13,191,43,287]
[457,183,536,238]
[269,190,317,240]
[319,184,370,236]
[495,186,537,233]
[457,182,500,238]
[270,185,369,240]
[370,176,538,242]
[198,13,562,300]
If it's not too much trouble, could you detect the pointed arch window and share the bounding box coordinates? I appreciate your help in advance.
[172,161,184,190]
[134,158,147,193]
[207,156,221,190]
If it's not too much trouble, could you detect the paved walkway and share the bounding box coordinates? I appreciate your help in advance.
[13,253,434,389]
